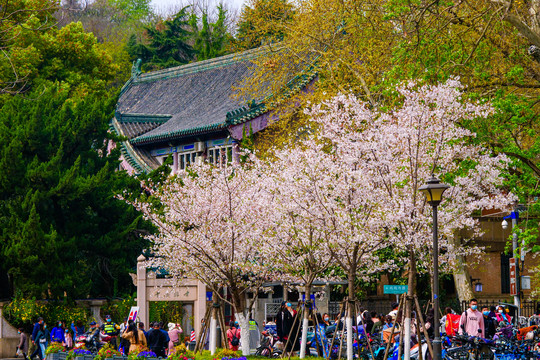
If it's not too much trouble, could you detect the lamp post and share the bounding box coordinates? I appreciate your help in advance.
[419,175,450,360]
[502,208,520,316]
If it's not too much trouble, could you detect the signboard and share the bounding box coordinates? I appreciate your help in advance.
[128,306,139,321]
[521,276,531,290]
[510,257,517,296]
[384,285,408,294]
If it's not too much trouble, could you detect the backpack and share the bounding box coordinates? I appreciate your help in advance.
[231,329,240,346]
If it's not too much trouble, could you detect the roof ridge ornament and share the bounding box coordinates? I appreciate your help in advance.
[131,59,142,79]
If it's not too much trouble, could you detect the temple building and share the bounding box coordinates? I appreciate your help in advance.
[110,48,316,174]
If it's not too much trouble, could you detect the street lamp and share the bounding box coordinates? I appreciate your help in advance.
[502,208,520,315]
[470,277,483,292]
[419,175,450,360]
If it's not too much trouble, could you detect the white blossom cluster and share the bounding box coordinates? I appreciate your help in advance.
[124,79,515,329]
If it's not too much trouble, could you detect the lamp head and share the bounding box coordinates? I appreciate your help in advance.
[502,219,508,230]
[419,175,450,206]
[474,281,483,292]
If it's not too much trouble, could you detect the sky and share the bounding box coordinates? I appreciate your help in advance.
[150,0,246,16]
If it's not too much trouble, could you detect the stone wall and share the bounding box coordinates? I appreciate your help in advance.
[0,301,21,358]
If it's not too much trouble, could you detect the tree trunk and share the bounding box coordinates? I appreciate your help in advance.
[450,237,474,302]
[236,311,251,355]
[346,273,355,360]
[299,284,311,359]
[209,306,218,355]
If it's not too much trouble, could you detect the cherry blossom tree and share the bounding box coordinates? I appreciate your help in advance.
[267,145,383,358]
[305,78,515,358]
[265,131,398,358]
[127,160,275,355]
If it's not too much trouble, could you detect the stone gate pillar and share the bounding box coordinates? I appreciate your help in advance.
[137,255,149,328]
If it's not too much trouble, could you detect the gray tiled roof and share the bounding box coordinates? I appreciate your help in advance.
[121,122,163,139]
[117,49,265,145]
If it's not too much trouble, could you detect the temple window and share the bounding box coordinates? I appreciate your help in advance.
[208,145,233,166]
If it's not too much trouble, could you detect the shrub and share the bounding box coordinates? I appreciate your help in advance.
[4,294,90,332]
[127,349,157,360]
[94,343,121,360]
[149,301,185,325]
[168,344,194,360]
[214,349,239,359]
[100,295,136,323]
[66,347,92,360]
[45,342,66,355]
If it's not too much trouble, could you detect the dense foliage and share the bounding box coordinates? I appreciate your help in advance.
[4,295,91,332]
[0,0,150,299]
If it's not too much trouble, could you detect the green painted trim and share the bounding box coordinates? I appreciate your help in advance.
[130,122,227,145]
[117,113,172,123]
[119,77,133,97]
[110,117,153,174]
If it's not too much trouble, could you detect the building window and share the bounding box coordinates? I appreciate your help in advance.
[501,253,511,294]
[208,145,232,166]
[156,155,169,165]
[179,151,197,170]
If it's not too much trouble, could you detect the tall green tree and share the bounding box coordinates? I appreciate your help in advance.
[128,6,195,71]
[190,4,231,61]
[0,87,150,299]
[0,0,150,299]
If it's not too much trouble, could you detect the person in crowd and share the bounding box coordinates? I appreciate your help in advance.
[159,322,170,349]
[167,323,183,354]
[35,322,49,360]
[249,317,260,350]
[101,315,120,349]
[357,310,374,335]
[276,302,300,353]
[382,315,397,343]
[64,328,73,349]
[50,321,65,344]
[424,309,435,338]
[30,317,44,360]
[226,321,241,351]
[488,306,497,319]
[444,307,461,337]
[86,321,102,351]
[482,307,496,338]
[121,321,147,354]
[308,313,328,358]
[322,313,331,327]
[147,322,167,357]
[458,299,485,337]
[17,328,28,360]
[388,303,399,319]
[71,321,85,340]
[138,322,148,339]
[495,305,512,326]
[276,302,293,342]
[371,314,384,334]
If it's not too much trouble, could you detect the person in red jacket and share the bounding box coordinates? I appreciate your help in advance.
[226,322,241,351]
[444,307,461,337]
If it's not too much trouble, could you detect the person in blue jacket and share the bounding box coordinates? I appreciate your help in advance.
[50,321,65,344]
[29,317,43,360]
[71,321,85,340]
